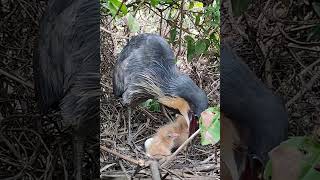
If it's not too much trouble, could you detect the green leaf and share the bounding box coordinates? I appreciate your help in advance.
[199,106,220,146]
[195,39,208,56]
[195,14,201,25]
[308,25,320,40]
[141,99,161,112]
[127,13,140,33]
[230,0,250,17]
[109,0,128,16]
[150,0,160,7]
[313,2,320,18]
[105,1,118,16]
[264,136,320,180]
[194,1,203,8]
[169,28,177,43]
[185,35,195,61]
[189,1,194,9]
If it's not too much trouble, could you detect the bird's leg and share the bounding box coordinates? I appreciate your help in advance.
[127,107,133,146]
[73,135,84,180]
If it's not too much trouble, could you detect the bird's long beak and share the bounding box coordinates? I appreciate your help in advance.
[188,111,198,137]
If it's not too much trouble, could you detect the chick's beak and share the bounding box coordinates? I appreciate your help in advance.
[188,112,199,136]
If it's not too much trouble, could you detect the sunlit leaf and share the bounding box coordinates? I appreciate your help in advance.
[111,0,128,15]
[194,1,203,8]
[199,106,220,146]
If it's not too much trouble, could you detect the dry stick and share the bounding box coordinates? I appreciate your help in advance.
[286,71,320,108]
[161,105,174,122]
[299,58,320,76]
[161,167,184,180]
[100,163,116,173]
[160,129,200,168]
[287,43,320,52]
[100,146,146,167]
[177,0,185,57]
[119,160,131,180]
[0,69,34,89]
[278,24,320,45]
[150,161,161,180]
[100,26,129,39]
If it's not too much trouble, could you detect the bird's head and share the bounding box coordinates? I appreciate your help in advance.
[159,75,208,136]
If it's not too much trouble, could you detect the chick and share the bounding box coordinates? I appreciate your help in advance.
[171,115,189,149]
[145,115,189,159]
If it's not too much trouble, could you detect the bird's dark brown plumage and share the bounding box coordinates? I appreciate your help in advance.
[33,0,100,179]
[221,43,288,179]
[113,34,208,133]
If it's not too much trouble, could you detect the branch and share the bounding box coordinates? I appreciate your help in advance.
[160,129,200,168]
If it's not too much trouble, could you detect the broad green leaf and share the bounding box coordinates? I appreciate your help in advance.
[313,2,320,18]
[195,39,208,56]
[199,106,220,146]
[141,99,161,112]
[194,1,203,8]
[109,0,128,16]
[150,0,160,7]
[185,35,195,61]
[127,13,140,33]
[106,1,118,16]
[264,136,320,180]
[169,28,177,43]
[231,0,250,17]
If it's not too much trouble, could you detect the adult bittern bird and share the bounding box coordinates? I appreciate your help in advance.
[220,43,288,180]
[33,0,100,179]
[113,34,208,136]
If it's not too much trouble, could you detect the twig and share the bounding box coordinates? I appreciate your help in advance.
[150,161,161,180]
[100,26,129,39]
[161,105,174,122]
[161,167,184,180]
[0,68,34,89]
[200,154,215,164]
[177,0,185,57]
[100,163,116,173]
[287,43,320,52]
[299,58,320,76]
[119,160,131,179]
[278,24,320,45]
[100,146,146,167]
[160,129,200,168]
[286,71,320,107]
